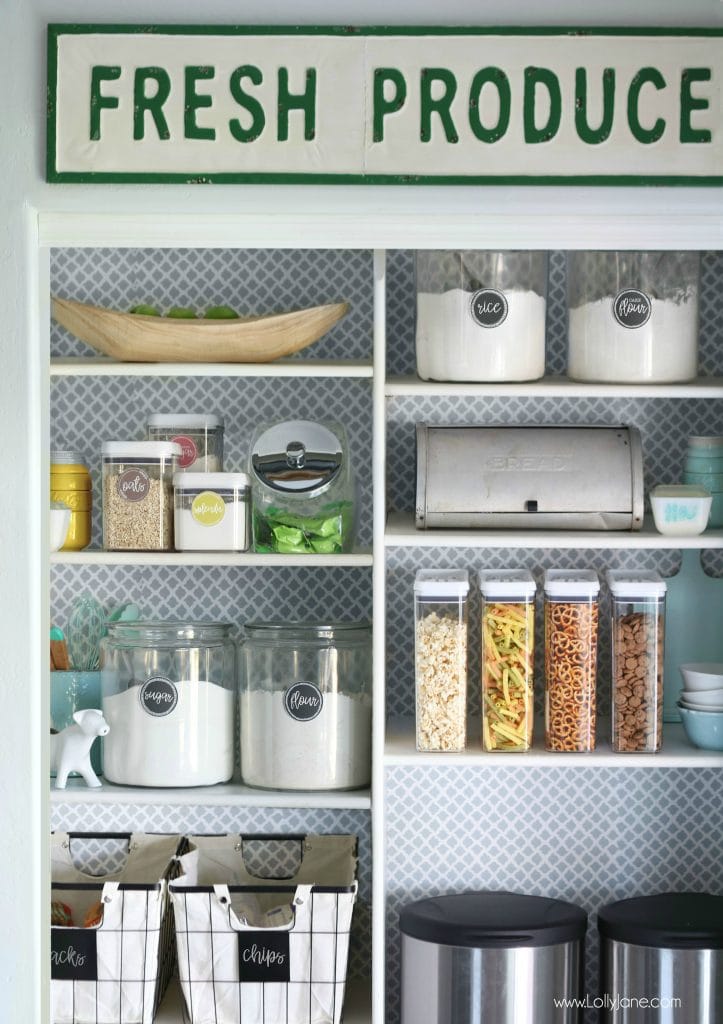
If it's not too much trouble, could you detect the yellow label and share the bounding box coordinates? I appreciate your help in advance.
[191,490,225,527]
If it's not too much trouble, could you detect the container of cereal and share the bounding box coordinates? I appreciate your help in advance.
[544,570,600,753]
[606,570,666,753]
[479,569,536,752]
[102,441,180,551]
[413,570,469,752]
[174,472,250,551]
[147,413,224,472]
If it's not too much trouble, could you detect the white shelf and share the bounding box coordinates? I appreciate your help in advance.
[51,549,373,567]
[155,976,371,1023]
[50,357,374,378]
[50,777,372,810]
[385,374,723,398]
[385,511,723,550]
[385,717,723,768]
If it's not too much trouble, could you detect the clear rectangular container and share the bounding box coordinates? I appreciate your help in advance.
[567,251,699,383]
[102,441,180,551]
[544,570,600,752]
[479,570,536,752]
[606,571,666,753]
[414,570,469,752]
[174,472,251,552]
[147,413,224,472]
[415,250,547,382]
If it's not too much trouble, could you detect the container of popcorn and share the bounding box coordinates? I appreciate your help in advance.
[413,570,469,752]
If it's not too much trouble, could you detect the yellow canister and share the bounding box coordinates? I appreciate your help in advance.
[50,450,92,551]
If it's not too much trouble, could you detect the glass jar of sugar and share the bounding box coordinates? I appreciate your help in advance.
[147,413,224,472]
[174,472,250,551]
[100,621,236,787]
[567,251,700,383]
[415,250,548,381]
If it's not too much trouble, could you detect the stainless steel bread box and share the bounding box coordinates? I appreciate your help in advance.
[416,424,644,530]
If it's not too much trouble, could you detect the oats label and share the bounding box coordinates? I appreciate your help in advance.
[117,468,150,502]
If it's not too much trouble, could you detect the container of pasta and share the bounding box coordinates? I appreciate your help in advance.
[413,570,469,752]
[544,570,600,753]
[606,570,666,754]
[479,569,536,752]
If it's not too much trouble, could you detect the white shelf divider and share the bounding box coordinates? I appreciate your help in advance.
[385,510,723,550]
[385,716,723,769]
[385,374,723,399]
[51,357,374,378]
[51,549,373,568]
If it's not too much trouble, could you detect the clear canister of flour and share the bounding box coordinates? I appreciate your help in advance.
[240,621,372,790]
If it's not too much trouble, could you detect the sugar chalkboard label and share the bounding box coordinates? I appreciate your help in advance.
[51,929,98,981]
[237,932,291,983]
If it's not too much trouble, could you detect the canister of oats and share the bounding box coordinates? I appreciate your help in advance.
[102,441,181,551]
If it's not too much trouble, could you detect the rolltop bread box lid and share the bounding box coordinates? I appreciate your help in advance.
[415,424,644,531]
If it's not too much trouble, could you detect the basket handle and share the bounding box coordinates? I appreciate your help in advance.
[214,883,313,932]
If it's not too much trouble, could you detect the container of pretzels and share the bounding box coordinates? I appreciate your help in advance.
[606,570,666,753]
[544,570,600,752]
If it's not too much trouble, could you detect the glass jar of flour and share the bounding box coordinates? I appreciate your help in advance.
[567,251,700,382]
[100,621,236,787]
[415,250,548,381]
[240,621,372,790]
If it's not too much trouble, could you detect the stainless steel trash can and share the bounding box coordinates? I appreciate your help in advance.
[400,891,587,1024]
[598,892,723,1023]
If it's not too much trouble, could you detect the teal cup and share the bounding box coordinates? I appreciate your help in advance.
[682,471,723,527]
[50,670,103,775]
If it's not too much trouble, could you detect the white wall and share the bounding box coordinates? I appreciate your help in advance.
[1,2,721,1021]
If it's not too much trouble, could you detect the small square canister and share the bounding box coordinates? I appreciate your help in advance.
[174,472,250,551]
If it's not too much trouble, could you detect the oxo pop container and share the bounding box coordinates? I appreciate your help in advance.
[102,441,181,551]
[173,471,250,551]
[606,570,666,753]
[415,250,547,381]
[414,570,469,752]
[479,570,536,752]
[544,570,600,752]
[147,413,224,472]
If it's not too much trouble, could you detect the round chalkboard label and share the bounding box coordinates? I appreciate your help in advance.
[283,681,324,722]
[116,468,150,502]
[613,289,652,329]
[139,676,178,717]
[470,288,509,329]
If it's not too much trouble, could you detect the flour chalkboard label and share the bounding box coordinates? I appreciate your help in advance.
[284,681,323,722]
[140,676,178,717]
[470,288,509,329]
[51,929,98,981]
[613,288,652,329]
[237,931,291,983]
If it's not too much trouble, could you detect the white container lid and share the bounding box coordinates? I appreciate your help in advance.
[174,471,250,489]
[147,413,224,429]
[102,441,183,459]
[650,484,711,499]
[543,569,600,598]
[478,569,536,598]
[414,569,470,597]
[606,570,667,598]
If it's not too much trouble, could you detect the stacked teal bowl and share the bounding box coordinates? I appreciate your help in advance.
[683,436,723,527]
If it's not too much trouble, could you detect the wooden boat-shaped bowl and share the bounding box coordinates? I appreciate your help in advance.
[51,296,350,363]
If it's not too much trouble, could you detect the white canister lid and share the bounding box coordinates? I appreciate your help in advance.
[606,570,667,598]
[478,569,536,599]
[687,435,723,449]
[147,413,224,429]
[544,569,600,598]
[414,569,470,597]
[102,441,183,459]
[174,471,250,489]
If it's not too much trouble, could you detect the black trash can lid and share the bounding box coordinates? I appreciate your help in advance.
[399,891,587,949]
[598,893,723,950]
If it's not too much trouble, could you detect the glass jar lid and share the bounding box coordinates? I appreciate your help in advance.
[251,420,343,494]
[106,620,233,646]
[244,620,371,645]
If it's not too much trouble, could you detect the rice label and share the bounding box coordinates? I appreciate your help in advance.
[172,434,197,469]
[470,288,509,329]
[283,681,323,722]
[191,490,225,527]
[613,288,652,329]
[116,468,150,502]
[139,676,178,717]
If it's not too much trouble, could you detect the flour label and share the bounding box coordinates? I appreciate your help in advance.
[51,929,98,981]
[470,288,509,329]
[237,931,291,982]
[283,681,323,722]
[139,675,179,717]
[613,288,652,329]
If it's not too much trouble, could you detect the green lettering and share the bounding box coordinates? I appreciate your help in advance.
[89,66,121,141]
[575,67,615,145]
[277,67,316,141]
[229,65,265,143]
[524,67,562,144]
[420,68,458,143]
[373,68,407,142]
[468,67,510,143]
[628,67,666,144]
[133,67,171,141]
[680,67,712,143]
[185,66,215,141]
